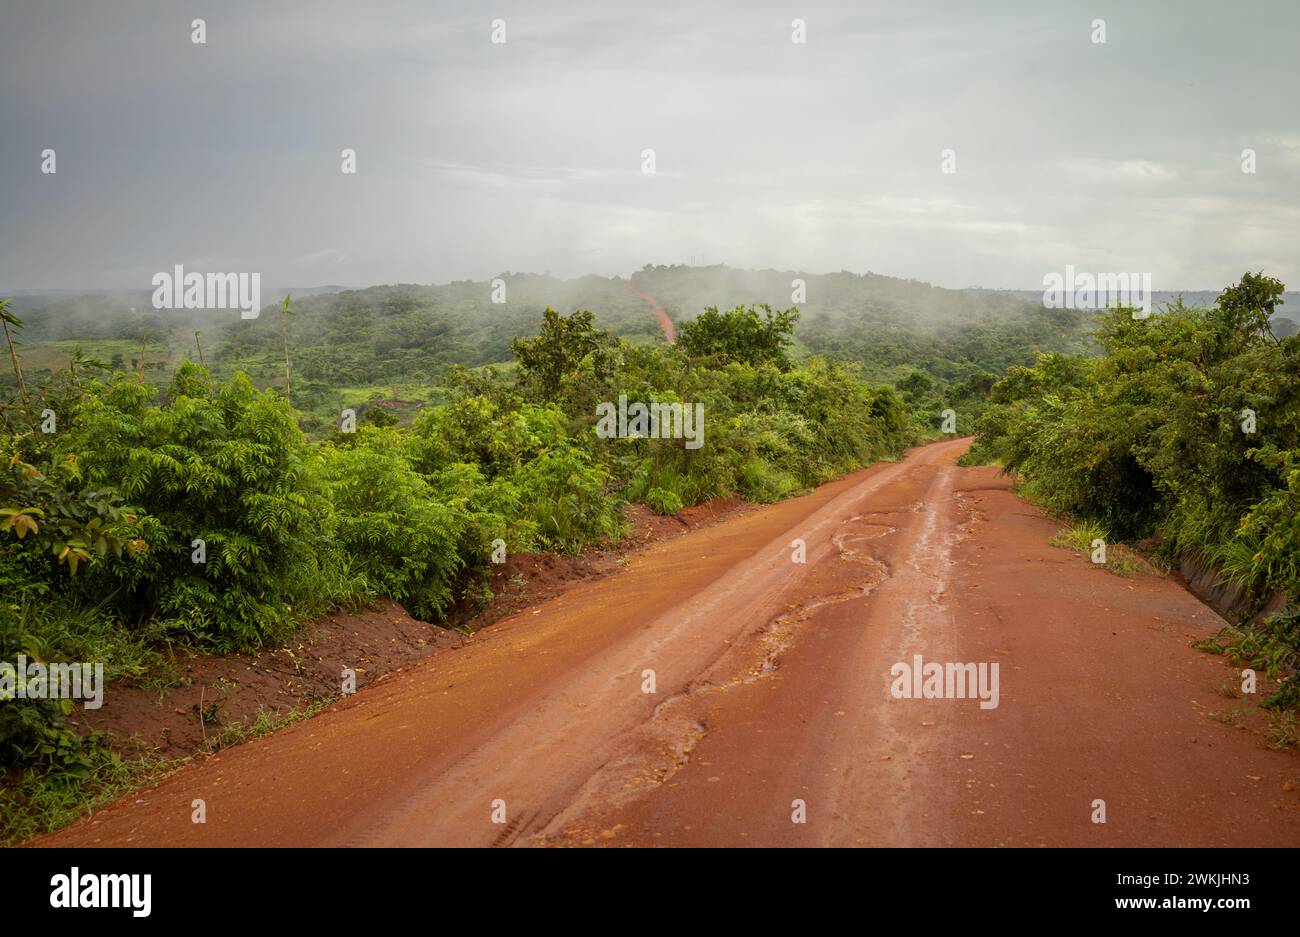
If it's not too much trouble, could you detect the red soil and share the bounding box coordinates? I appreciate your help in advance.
[34,440,1298,847]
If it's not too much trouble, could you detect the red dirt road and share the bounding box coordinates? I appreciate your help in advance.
[36,439,1300,847]
[623,279,676,343]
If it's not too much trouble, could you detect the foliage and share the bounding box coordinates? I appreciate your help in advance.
[969,274,1299,706]
[32,365,351,649]
[1195,607,1299,711]
[2,448,144,578]
[316,427,466,619]
[410,390,623,553]
[677,304,800,370]
[511,307,618,399]
[2,269,1104,432]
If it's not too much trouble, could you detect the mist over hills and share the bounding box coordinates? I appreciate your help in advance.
[5,263,1086,371]
[10,267,1294,337]
[5,265,1294,427]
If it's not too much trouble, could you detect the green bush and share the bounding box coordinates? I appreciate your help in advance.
[0,612,89,776]
[44,365,350,649]
[316,426,467,620]
[515,447,625,552]
[645,486,684,516]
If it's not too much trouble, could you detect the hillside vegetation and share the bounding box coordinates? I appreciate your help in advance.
[967,273,1299,712]
[4,266,1099,436]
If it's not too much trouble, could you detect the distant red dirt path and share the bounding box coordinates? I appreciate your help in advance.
[624,279,676,343]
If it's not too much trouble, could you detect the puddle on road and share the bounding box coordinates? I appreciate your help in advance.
[730,512,899,686]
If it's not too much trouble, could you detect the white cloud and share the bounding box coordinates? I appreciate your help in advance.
[1,0,1297,291]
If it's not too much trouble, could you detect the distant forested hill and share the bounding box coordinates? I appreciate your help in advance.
[4,265,1095,377]
[12,267,1289,427]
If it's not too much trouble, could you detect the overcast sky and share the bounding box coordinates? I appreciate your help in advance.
[2,0,1297,292]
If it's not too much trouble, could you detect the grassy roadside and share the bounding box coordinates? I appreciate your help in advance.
[1047,517,1166,577]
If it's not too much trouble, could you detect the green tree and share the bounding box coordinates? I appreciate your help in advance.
[511,308,614,399]
[677,304,800,371]
[1216,271,1285,343]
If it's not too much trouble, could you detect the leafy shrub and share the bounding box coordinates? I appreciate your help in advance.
[1,446,145,582]
[514,447,624,552]
[645,486,684,516]
[0,604,93,777]
[46,366,349,649]
[316,427,467,620]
